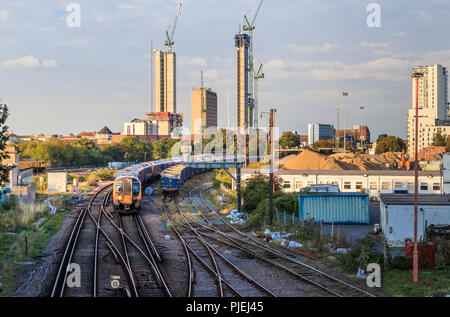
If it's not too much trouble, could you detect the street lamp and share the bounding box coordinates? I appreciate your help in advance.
[343,92,348,153]
[360,106,365,150]
[412,71,424,284]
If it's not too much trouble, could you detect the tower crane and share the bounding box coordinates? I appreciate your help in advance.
[164,3,182,52]
[253,63,264,131]
[243,0,263,129]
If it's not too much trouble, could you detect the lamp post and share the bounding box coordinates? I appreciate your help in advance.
[360,106,365,150]
[412,71,424,284]
[343,92,348,153]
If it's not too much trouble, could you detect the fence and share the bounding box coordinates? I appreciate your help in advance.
[275,209,299,226]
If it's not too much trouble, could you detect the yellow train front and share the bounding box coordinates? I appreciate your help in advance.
[113,175,142,212]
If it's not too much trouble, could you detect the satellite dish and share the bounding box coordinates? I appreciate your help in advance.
[145,187,153,195]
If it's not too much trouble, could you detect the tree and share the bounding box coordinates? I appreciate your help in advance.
[432,131,446,147]
[311,139,335,151]
[0,104,11,186]
[376,134,388,143]
[279,132,300,149]
[376,135,406,153]
[120,137,153,162]
[243,174,283,213]
[152,138,179,160]
[72,138,97,150]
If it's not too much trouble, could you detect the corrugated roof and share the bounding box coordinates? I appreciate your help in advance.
[380,194,450,206]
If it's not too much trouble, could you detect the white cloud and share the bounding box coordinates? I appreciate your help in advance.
[393,31,414,37]
[110,92,133,99]
[359,41,394,49]
[188,58,207,67]
[266,59,287,70]
[0,10,8,21]
[204,69,219,79]
[2,55,59,69]
[287,43,340,54]
[265,57,410,82]
[42,59,59,68]
[3,56,41,69]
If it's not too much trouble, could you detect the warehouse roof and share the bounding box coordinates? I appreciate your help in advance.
[380,194,450,206]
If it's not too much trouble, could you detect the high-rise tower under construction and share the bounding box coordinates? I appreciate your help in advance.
[235,33,250,132]
[154,50,176,114]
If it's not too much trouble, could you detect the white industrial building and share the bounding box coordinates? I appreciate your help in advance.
[379,194,450,246]
[239,169,444,199]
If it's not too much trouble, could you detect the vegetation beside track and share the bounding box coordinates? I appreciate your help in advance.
[211,172,449,297]
[0,194,72,296]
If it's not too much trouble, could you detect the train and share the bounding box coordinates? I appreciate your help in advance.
[112,158,182,212]
[19,159,46,172]
[160,164,207,195]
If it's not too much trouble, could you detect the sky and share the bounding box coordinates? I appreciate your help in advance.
[1,0,450,140]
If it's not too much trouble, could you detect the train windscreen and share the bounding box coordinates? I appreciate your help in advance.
[132,180,140,195]
[115,182,122,194]
[123,181,132,195]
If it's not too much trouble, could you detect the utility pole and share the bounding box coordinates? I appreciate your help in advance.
[201,71,205,133]
[269,109,276,226]
[412,71,423,284]
[343,92,348,153]
[227,93,230,129]
[336,103,340,150]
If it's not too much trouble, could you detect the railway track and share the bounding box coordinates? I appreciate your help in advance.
[163,199,274,297]
[51,185,171,297]
[185,186,376,297]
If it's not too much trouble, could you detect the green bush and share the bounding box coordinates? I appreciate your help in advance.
[388,256,412,270]
[96,169,114,180]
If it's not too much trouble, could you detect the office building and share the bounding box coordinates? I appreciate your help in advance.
[308,123,334,145]
[191,88,218,135]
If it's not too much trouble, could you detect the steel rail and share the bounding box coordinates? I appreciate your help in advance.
[164,199,242,297]
[51,185,111,297]
[186,194,343,296]
[85,201,139,297]
[177,200,227,297]
[195,187,376,297]
[176,202,275,297]
[118,215,139,296]
[162,200,193,297]
[136,213,162,263]
[135,213,172,296]
[93,189,112,297]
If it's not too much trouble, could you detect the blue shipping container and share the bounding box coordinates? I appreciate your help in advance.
[298,193,369,224]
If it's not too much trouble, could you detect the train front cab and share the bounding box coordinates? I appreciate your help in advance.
[113,177,142,213]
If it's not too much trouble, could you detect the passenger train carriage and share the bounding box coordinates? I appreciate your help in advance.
[160,164,206,194]
[113,158,182,213]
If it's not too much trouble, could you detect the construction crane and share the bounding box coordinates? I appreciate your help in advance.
[164,3,182,52]
[253,63,264,131]
[243,0,263,129]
